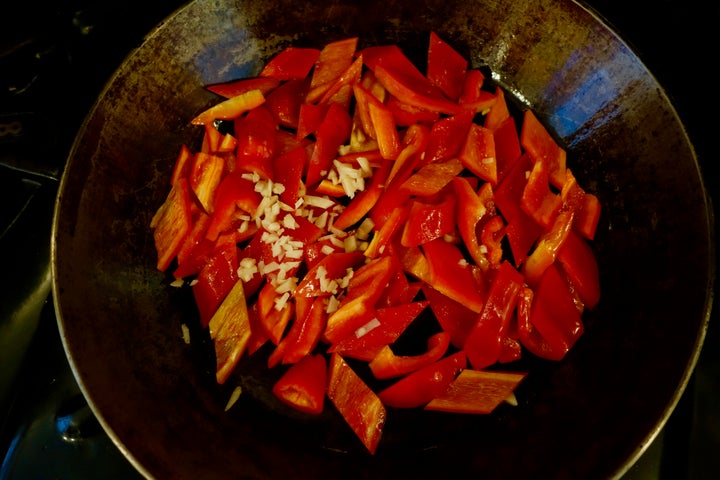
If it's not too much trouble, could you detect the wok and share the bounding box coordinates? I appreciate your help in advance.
[51,0,714,478]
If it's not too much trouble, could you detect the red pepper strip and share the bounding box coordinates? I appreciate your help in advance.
[189,151,225,213]
[205,172,262,241]
[306,101,353,186]
[265,78,309,130]
[492,116,522,184]
[319,54,364,108]
[373,64,463,116]
[360,44,432,86]
[296,102,329,140]
[516,287,564,360]
[333,160,392,231]
[208,279,252,384]
[308,37,358,100]
[246,302,269,355]
[427,31,467,101]
[272,354,327,415]
[493,152,534,224]
[399,157,464,197]
[295,251,366,297]
[520,109,567,188]
[387,123,429,186]
[401,193,457,247]
[480,215,506,268]
[256,283,295,344]
[324,255,397,344]
[191,89,265,125]
[528,264,585,359]
[377,350,467,408]
[281,297,328,365]
[388,239,433,284]
[464,261,524,369]
[364,204,409,259]
[458,68,486,105]
[575,192,601,240]
[524,209,575,286]
[505,210,544,267]
[352,83,401,160]
[272,145,307,208]
[422,110,474,165]
[460,123,497,185]
[234,106,277,180]
[170,144,194,186]
[483,86,511,130]
[327,353,386,454]
[201,122,223,154]
[369,331,451,379]
[328,301,430,361]
[557,230,600,309]
[193,242,238,327]
[422,238,485,313]
[376,269,413,308]
[521,157,562,227]
[452,176,488,267]
[259,46,321,81]
[424,369,527,414]
[151,178,193,271]
[386,96,439,127]
[205,76,280,99]
[499,336,522,363]
[422,285,477,349]
[174,214,212,277]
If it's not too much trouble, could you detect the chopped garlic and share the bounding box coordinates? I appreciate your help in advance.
[181,323,191,344]
[224,386,243,411]
[355,317,381,338]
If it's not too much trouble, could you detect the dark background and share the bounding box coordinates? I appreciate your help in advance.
[1,0,717,478]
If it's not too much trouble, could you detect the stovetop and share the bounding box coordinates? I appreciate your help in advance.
[1,1,718,479]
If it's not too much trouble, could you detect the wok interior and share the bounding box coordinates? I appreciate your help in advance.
[52,0,713,478]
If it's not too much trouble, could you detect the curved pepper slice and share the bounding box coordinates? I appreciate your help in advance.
[369,331,451,379]
[377,350,467,408]
[272,353,327,415]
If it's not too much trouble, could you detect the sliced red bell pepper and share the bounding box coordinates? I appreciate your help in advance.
[280,297,328,365]
[400,193,457,247]
[493,152,534,223]
[520,109,567,188]
[327,353,386,454]
[272,353,327,415]
[170,144,194,186]
[422,110,474,165]
[557,230,601,309]
[201,122,223,154]
[191,89,265,124]
[460,123,497,185]
[399,157,464,197]
[424,369,527,414]
[151,178,193,272]
[294,251,365,297]
[318,55,364,108]
[422,285,477,349]
[265,78,309,130]
[234,106,278,180]
[480,215,506,268]
[426,31,467,101]
[521,157,562,227]
[422,238,485,313]
[260,46,321,80]
[174,212,212,275]
[369,331,451,379]
[189,151,225,213]
[307,37,358,101]
[352,83,401,160]
[452,176,488,267]
[574,192,601,240]
[387,123,429,187]
[524,209,575,286]
[364,204,409,259]
[483,86,511,130]
[360,44,429,86]
[193,242,239,328]
[296,102,329,140]
[306,101,353,186]
[464,261,524,369]
[527,263,585,359]
[246,302,270,355]
[458,68,486,105]
[386,96,439,127]
[377,350,467,408]
[376,269,418,308]
[324,255,398,344]
[273,145,308,208]
[205,172,262,241]
[373,64,462,116]
[205,76,280,99]
[208,279,252,384]
[505,209,543,267]
[516,286,561,360]
[493,116,523,183]
[333,160,392,231]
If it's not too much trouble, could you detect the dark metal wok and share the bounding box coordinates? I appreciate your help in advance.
[51,0,715,478]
